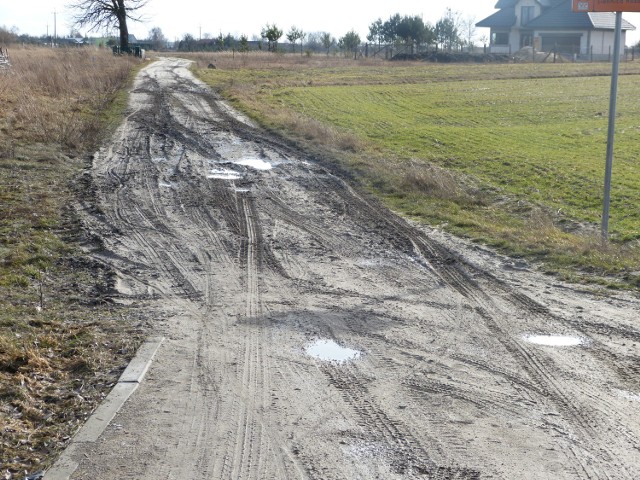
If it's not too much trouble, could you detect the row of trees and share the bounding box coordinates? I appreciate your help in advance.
[251,10,475,56]
[61,0,478,54]
[173,9,476,55]
[4,1,480,56]
[173,25,359,55]
[259,24,359,54]
[368,9,478,53]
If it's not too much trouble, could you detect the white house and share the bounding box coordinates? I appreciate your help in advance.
[477,0,635,57]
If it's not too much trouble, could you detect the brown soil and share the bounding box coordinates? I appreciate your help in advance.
[62,58,640,479]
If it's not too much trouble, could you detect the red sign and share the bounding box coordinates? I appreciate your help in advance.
[573,0,640,11]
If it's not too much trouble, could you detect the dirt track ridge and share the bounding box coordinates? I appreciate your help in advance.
[62,58,640,479]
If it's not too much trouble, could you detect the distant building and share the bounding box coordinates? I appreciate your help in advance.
[477,0,635,57]
[58,37,86,46]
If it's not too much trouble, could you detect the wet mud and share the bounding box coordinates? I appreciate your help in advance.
[68,58,640,479]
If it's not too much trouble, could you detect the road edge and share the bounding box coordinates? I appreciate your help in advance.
[44,336,164,480]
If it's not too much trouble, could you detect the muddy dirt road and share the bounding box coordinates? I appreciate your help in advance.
[66,58,640,479]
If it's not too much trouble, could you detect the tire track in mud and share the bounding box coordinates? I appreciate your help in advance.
[321,364,481,480]
[74,58,640,479]
[267,194,345,254]
[407,243,626,478]
[318,175,637,479]
[213,135,623,477]
[214,192,293,480]
[107,153,205,301]
[103,60,297,479]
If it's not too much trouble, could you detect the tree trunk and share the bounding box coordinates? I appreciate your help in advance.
[116,0,129,52]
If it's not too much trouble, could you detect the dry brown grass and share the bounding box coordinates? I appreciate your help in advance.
[0,46,138,151]
[173,50,389,71]
[398,160,487,207]
[0,46,144,478]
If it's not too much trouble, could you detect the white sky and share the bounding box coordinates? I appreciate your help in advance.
[2,1,640,45]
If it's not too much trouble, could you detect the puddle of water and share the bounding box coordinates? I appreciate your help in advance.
[207,168,243,180]
[523,334,584,347]
[305,339,361,363]
[236,158,273,170]
[613,388,640,402]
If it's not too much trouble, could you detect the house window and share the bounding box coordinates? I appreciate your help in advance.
[521,6,535,26]
[492,32,509,45]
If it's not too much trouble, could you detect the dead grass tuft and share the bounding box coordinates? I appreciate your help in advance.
[0,46,138,150]
[284,113,366,152]
[399,160,487,206]
[175,50,387,71]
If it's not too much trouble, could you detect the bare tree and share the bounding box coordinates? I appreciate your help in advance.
[148,26,166,51]
[286,26,305,54]
[320,32,335,56]
[67,0,147,52]
[435,8,462,52]
[462,16,477,52]
[0,25,19,45]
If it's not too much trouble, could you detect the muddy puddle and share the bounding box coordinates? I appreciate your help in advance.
[305,339,362,363]
[236,158,273,170]
[208,168,243,180]
[523,334,585,347]
[613,389,640,402]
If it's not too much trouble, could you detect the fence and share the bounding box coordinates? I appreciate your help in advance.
[111,45,146,58]
[489,43,639,63]
[0,47,10,70]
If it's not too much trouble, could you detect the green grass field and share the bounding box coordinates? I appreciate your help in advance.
[272,76,640,237]
[196,55,640,287]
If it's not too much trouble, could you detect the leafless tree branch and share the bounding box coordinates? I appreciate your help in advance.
[67,0,147,50]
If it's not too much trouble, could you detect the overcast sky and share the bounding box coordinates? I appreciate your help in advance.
[2,1,640,45]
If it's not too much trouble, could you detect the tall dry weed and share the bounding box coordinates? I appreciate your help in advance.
[175,50,386,71]
[400,160,485,206]
[1,46,138,149]
[285,112,365,152]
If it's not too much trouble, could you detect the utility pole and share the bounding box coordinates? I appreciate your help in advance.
[571,1,640,241]
[601,11,623,241]
[53,10,57,47]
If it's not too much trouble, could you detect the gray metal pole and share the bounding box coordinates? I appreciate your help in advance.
[602,11,623,241]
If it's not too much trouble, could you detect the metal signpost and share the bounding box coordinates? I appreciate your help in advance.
[572,1,640,240]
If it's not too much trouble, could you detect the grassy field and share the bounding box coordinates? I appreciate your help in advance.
[194,52,640,288]
[0,47,143,477]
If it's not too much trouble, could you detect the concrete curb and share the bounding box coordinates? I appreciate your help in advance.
[44,336,164,480]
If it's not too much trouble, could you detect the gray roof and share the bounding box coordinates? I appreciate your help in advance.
[589,12,636,30]
[525,1,635,30]
[494,0,557,7]
[476,7,516,28]
[494,0,517,7]
[479,0,635,31]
